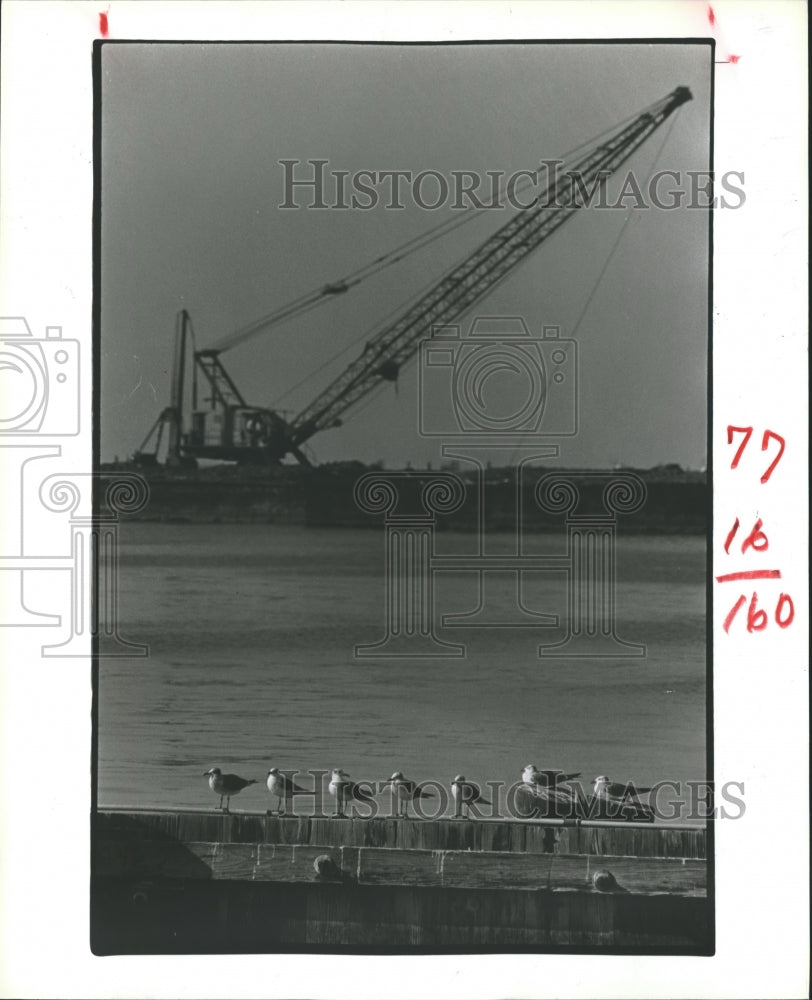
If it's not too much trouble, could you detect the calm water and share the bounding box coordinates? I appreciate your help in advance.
[99,524,707,818]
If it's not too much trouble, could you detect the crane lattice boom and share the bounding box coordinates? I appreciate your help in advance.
[286,85,691,451]
[135,86,691,467]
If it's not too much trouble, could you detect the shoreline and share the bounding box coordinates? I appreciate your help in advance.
[102,463,708,533]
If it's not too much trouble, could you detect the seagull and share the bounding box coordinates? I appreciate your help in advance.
[203,767,258,812]
[451,775,490,819]
[522,763,582,792]
[592,775,654,800]
[328,768,375,818]
[383,771,435,818]
[517,765,583,819]
[266,767,307,815]
[592,776,655,821]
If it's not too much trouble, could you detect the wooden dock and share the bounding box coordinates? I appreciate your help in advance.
[92,809,711,953]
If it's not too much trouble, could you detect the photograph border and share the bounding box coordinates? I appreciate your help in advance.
[90,35,715,957]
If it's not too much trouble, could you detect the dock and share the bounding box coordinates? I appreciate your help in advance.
[92,808,711,952]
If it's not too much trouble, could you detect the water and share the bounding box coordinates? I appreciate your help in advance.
[99,524,706,818]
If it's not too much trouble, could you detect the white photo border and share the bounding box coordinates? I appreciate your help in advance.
[0,2,807,998]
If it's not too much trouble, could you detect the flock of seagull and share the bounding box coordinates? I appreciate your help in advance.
[202,765,653,818]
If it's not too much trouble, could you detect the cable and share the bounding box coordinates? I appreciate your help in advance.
[266,109,658,409]
[275,98,684,430]
[504,106,685,468]
[266,263,458,408]
[209,96,664,355]
[211,286,338,352]
[325,96,657,290]
[569,107,683,339]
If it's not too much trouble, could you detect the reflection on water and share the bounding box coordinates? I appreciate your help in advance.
[99,524,706,818]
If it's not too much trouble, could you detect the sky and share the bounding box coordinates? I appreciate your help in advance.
[100,41,711,468]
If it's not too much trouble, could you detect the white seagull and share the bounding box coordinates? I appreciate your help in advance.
[522,763,581,792]
[592,775,654,800]
[592,776,656,821]
[451,775,491,819]
[328,768,375,818]
[266,767,307,815]
[203,767,258,812]
[384,771,435,818]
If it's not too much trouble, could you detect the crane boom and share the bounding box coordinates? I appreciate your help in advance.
[134,85,691,468]
[286,85,691,452]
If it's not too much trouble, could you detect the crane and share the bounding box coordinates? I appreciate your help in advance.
[134,85,691,467]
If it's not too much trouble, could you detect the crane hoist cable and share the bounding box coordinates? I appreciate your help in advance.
[267,258,465,410]
[261,99,669,410]
[285,86,693,445]
[502,106,685,470]
[568,107,683,340]
[208,100,653,356]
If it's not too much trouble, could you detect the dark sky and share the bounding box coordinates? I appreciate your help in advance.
[100,41,711,468]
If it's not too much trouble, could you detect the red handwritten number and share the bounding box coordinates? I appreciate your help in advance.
[723,595,746,633]
[741,518,769,553]
[724,518,770,555]
[723,518,740,554]
[775,593,795,628]
[746,593,768,632]
[760,429,786,483]
[727,425,786,482]
[724,592,795,633]
[727,425,752,469]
